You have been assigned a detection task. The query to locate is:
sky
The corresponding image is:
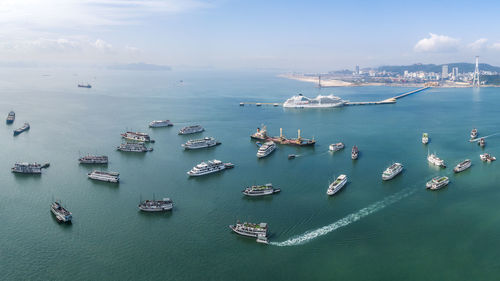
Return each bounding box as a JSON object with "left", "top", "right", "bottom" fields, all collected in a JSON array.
[{"left": 1, "top": 0, "right": 500, "bottom": 71}]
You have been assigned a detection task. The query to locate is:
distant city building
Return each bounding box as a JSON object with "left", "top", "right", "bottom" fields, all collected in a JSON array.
[
  {"left": 355, "top": 65, "right": 360, "bottom": 75},
  {"left": 442, "top": 65, "right": 448, "bottom": 80},
  {"left": 452, "top": 67, "right": 459, "bottom": 80},
  {"left": 404, "top": 70, "right": 409, "bottom": 77}
]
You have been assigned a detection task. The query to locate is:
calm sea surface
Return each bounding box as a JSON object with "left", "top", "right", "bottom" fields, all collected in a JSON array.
[{"left": 1, "top": 68, "right": 500, "bottom": 280}]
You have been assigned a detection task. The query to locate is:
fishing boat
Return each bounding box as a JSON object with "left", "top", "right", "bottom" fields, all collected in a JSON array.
[
  {"left": 329, "top": 142, "right": 344, "bottom": 152},
  {"left": 480, "top": 153, "right": 496, "bottom": 162},
  {"left": 242, "top": 183, "right": 280, "bottom": 197},
  {"left": 138, "top": 197, "right": 173, "bottom": 212},
  {"left": 327, "top": 174, "right": 347, "bottom": 196},
  {"left": 6, "top": 111, "right": 15, "bottom": 124},
  {"left": 425, "top": 176, "right": 449, "bottom": 190},
  {"left": 229, "top": 221, "right": 268, "bottom": 244},
  {"left": 87, "top": 170, "right": 119, "bottom": 183},
  {"left": 422, "top": 133, "right": 429, "bottom": 144},
  {"left": 428, "top": 153, "right": 446, "bottom": 168},
  {"left": 351, "top": 145, "right": 359, "bottom": 160},
  {"left": 382, "top": 163, "right": 403, "bottom": 180},
  {"left": 453, "top": 159, "right": 471, "bottom": 173},
  {"left": 51, "top": 201, "right": 72, "bottom": 223},
  {"left": 13, "top": 123, "right": 29, "bottom": 136},
  {"left": 149, "top": 120, "right": 173, "bottom": 128}
]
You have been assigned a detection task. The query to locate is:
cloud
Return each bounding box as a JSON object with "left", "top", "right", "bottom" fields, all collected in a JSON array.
[
  {"left": 414, "top": 33, "right": 460, "bottom": 52},
  {"left": 94, "top": 39, "right": 113, "bottom": 51},
  {"left": 468, "top": 38, "right": 488, "bottom": 50},
  {"left": 489, "top": 42, "right": 500, "bottom": 51}
]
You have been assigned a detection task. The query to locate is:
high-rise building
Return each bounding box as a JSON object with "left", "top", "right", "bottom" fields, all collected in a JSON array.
[
  {"left": 355, "top": 65, "right": 360, "bottom": 75},
  {"left": 452, "top": 67, "right": 459, "bottom": 80},
  {"left": 442, "top": 65, "right": 448, "bottom": 80}
]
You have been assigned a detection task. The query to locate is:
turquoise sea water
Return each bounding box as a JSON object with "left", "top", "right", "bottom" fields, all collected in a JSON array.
[{"left": 2, "top": 68, "right": 500, "bottom": 280}]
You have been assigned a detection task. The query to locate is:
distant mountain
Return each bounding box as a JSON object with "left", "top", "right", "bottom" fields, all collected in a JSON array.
[
  {"left": 108, "top": 63, "right": 172, "bottom": 71},
  {"left": 377, "top": 63, "right": 500, "bottom": 74}
]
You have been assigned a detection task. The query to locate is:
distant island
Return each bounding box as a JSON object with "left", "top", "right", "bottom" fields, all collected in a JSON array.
[{"left": 107, "top": 63, "right": 172, "bottom": 71}]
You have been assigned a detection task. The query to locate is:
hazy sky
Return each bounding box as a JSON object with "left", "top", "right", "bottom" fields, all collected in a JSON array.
[{"left": 1, "top": 0, "right": 499, "bottom": 71}]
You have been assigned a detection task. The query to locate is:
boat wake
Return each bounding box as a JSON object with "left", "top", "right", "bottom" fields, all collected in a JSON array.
[
  {"left": 470, "top": 132, "right": 500, "bottom": 142},
  {"left": 270, "top": 187, "right": 417, "bottom": 247}
]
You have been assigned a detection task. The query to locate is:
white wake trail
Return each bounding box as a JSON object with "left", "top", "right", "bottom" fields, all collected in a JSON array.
[{"left": 270, "top": 187, "right": 417, "bottom": 247}]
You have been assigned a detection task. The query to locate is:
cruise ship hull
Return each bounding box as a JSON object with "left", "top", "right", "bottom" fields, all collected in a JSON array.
[
  {"left": 327, "top": 179, "right": 347, "bottom": 196},
  {"left": 187, "top": 167, "right": 225, "bottom": 176},
  {"left": 139, "top": 205, "right": 173, "bottom": 212},
  {"left": 283, "top": 103, "right": 345, "bottom": 108},
  {"left": 242, "top": 189, "right": 280, "bottom": 197}
]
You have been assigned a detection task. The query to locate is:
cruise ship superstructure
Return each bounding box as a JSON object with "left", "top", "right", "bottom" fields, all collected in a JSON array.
[
  {"left": 121, "top": 131, "right": 153, "bottom": 142},
  {"left": 382, "top": 163, "right": 403, "bottom": 180},
  {"left": 149, "top": 120, "right": 173, "bottom": 128},
  {"left": 283, "top": 94, "right": 346, "bottom": 108},
  {"left": 117, "top": 142, "right": 153, "bottom": 152},
  {"left": 256, "top": 141, "right": 276, "bottom": 158},
  {"left": 229, "top": 221, "right": 269, "bottom": 244},
  {"left": 178, "top": 125, "right": 204, "bottom": 135},
  {"left": 51, "top": 201, "right": 72, "bottom": 223},
  {"left": 187, "top": 159, "right": 232, "bottom": 176},
  {"left": 182, "top": 137, "right": 220, "bottom": 150}
]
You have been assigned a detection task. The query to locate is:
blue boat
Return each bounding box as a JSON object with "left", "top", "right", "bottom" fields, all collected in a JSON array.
[
  {"left": 6, "top": 111, "right": 15, "bottom": 124},
  {"left": 13, "top": 122, "right": 29, "bottom": 136}
]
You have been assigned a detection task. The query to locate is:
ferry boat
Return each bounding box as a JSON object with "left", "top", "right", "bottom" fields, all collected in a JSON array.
[
  {"left": 471, "top": 128, "right": 478, "bottom": 139},
  {"left": 87, "top": 170, "right": 119, "bottom": 183},
  {"left": 242, "top": 183, "right": 280, "bottom": 197},
  {"left": 454, "top": 159, "right": 471, "bottom": 173},
  {"left": 117, "top": 142, "right": 153, "bottom": 152},
  {"left": 478, "top": 138, "right": 485, "bottom": 147},
  {"left": 138, "top": 198, "right": 173, "bottom": 212},
  {"left": 78, "top": 83, "right": 91, "bottom": 88},
  {"left": 480, "top": 153, "right": 496, "bottom": 162},
  {"left": 121, "top": 131, "right": 153, "bottom": 142},
  {"left": 51, "top": 201, "right": 72, "bottom": 223},
  {"left": 13, "top": 123, "right": 29, "bottom": 136},
  {"left": 187, "top": 159, "right": 230, "bottom": 176},
  {"left": 11, "top": 162, "right": 42, "bottom": 174},
  {"left": 229, "top": 221, "right": 268, "bottom": 244},
  {"left": 149, "top": 120, "right": 173, "bottom": 128},
  {"left": 6, "top": 111, "right": 15, "bottom": 124},
  {"left": 178, "top": 125, "right": 204, "bottom": 135},
  {"left": 428, "top": 153, "right": 446, "bottom": 168},
  {"left": 329, "top": 142, "right": 345, "bottom": 152},
  {"left": 382, "top": 163, "right": 403, "bottom": 180},
  {"left": 78, "top": 155, "right": 108, "bottom": 164},
  {"left": 283, "top": 94, "right": 346, "bottom": 108},
  {"left": 182, "top": 137, "right": 220, "bottom": 150},
  {"left": 426, "top": 176, "right": 449, "bottom": 190},
  {"left": 251, "top": 125, "right": 268, "bottom": 140},
  {"left": 351, "top": 145, "right": 359, "bottom": 159},
  {"left": 327, "top": 174, "right": 347, "bottom": 196},
  {"left": 422, "top": 133, "right": 429, "bottom": 144},
  {"left": 257, "top": 141, "right": 276, "bottom": 158}
]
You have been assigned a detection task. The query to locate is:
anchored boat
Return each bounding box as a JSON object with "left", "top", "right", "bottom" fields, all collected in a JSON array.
[
  {"left": 382, "top": 163, "right": 403, "bottom": 180},
  {"left": 480, "top": 153, "right": 496, "bottom": 162},
  {"left": 51, "top": 201, "right": 72, "bottom": 223},
  {"left": 138, "top": 198, "right": 173, "bottom": 212},
  {"left": 250, "top": 125, "right": 268, "bottom": 140},
  {"left": 87, "top": 170, "right": 119, "bottom": 183},
  {"left": 422, "top": 133, "right": 429, "bottom": 144},
  {"left": 351, "top": 145, "right": 359, "bottom": 160},
  {"left": 11, "top": 162, "right": 42, "bottom": 174},
  {"left": 182, "top": 137, "right": 220, "bottom": 150},
  {"left": 454, "top": 159, "right": 471, "bottom": 173},
  {"left": 6, "top": 111, "right": 15, "bottom": 124},
  {"left": 13, "top": 123, "right": 29, "bottom": 136},
  {"left": 149, "top": 120, "right": 173, "bottom": 128},
  {"left": 78, "top": 155, "right": 108, "bottom": 164},
  {"left": 329, "top": 142, "right": 345, "bottom": 152},
  {"left": 178, "top": 125, "right": 204, "bottom": 135},
  {"left": 117, "top": 142, "right": 153, "bottom": 152},
  {"left": 426, "top": 176, "right": 449, "bottom": 190},
  {"left": 121, "top": 131, "right": 153, "bottom": 142},
  {"left": 242, "top": 183, "right": 280, "bottom": 197},
  {"left": 187, "top": 159, "right": 232, "bottom": 176},
  {"left": 428, "top": 153, "right": 446, "bottom": 168},
  {"left": 256, "top": 141, "right": 276, "bottom": 158}
]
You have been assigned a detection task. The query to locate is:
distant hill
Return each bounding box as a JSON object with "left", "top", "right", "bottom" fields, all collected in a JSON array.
[
  {"left": 107, "top": 63, "right": 171, "bottom": 71},
  {"left": 377, "top": 63, "right": 500, "bottom": 74}
]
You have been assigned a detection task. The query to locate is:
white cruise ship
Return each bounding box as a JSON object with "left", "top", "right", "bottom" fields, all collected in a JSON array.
[
  {"left": 178, "top": 125, "right": 204, "bottom": 135},
  {"left": 382, "top": 163, "right": 403, "bottom": 180},
  {"left": 327, "top": 174, "right": 347, "bottom": 196},
  {"left": 149, "top": 120, "right": 173, "bottom": 128},
  {"left": 256, "top": 141, "right": 276, "bottom": 158},
  {"left": 428, "top": 153, "right": 446, "bottom": 168},
  {"left": 182, "top": 137, "right": 220, "bottom": 150},
  {"left": 283, "top": 94, "right": 346, "bottom": 108},
  {"left": 187, "top": 159, "right": 230, "bottom": 176},
  {"left": 87, "top": 170, "right": 119, "bottom": 183},
  {"left": 229, "top": 221, "right": 268, "bottom": 244}
]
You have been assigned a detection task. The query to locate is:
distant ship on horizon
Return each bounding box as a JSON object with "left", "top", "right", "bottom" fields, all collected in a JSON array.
[{"left": 78, "top": 83, "right": 91, "bottom": 88}]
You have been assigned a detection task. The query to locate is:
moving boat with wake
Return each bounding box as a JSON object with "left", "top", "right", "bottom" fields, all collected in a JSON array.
[
  {"left": 329, "top": 142, "right": 345, "bottom": 152},
  {"left": 428, "top": 153, "right": 446, "bottom": 168},
  {"left": 229, "top": 221, "right": 269, "bottom": 244},
  {"left": 382, "top": 163, "right": 403, "bottom": 180},
  {"left": 480, "top": 153, "right": 496, "bottom": 162},
  {"left": 426, "top": 176, "right": 449, "bottom": 190},
  {"left": 422, "top": 133, "right": 429, "bottom": 144},
  {"left": 327, "top": 174, "right": 347, "bottom": 196}
]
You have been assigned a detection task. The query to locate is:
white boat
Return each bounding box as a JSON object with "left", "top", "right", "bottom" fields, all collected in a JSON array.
[
  {"left": 471, "top": 128, "right": 478, "bottom": 139},
  {"left": 351, "top": 145, "right": 359, "bottom": 160},
  {"left": 242, "top": 183, "right": 280, "bottom": 197},
  {"left": 187, "top": 159, "right": 228, "bottom": 176},
  {"left": 229, "top": 222, "right": 268, "bottom": 243},
  {"left": 178, "top": 125, "right": 204, "bottom": 135},
  {"left": 382, "top": 163, "right": 403, "bottom": 180},
  {"left": 87, "top": 170, "right": 119, "bottom": 183},
  {"left": 478, "top": 138, "right": 485, "bottom": 147},
  {"left": 329, "top": 142, "right": 345, "bottom": 152},
  {"left": 454, "top": 159, "right": 471, "bottom": 173},
  {"left": 117, "top": 142, "right": 153, "bottom": 152},
  {"left": 138, "top": 198, "right": 173, "bottom": 212},
  {"left": 327, "top": 174, "right": 347, "bottom": 196},
  {"left": 250, "top": 125, "right": 268, "bottom": 140},
  {"left": 182, "top": 137, "right": 220, "bottom": 150},
  {"left": 121, "top": 131, "right": 153, "bottom": 142},
  {"left": 480, "top": 153, "right": 496, "bottom": 162},
  {"left": 257, "top": 141, "right": 276, "bottom": 158},
  {"left": 283, "top": 94, "right": 346, "bottom": 108},
  {"left": 426, "top": 176, "right": 449, "bottom": 190},
  {"left": 428, "top": 153, "right": 446, "bottom": 168},
  {"left": 51, "top": 201, "right": 72, "bottom": 223},
  {"left": 422, "top": 133, "right": 429, "bottom": 144},
  {"left": 11, "top": 162, "right": 42, "bottom": 174},
  {"left": 149, "top": 120, "right": 173, "bottom": 128}
]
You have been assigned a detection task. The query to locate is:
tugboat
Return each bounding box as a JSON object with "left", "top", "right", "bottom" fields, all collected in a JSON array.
[
  {"left": 470, "top": 128, "right": 478, "bottom": 140},
  {"left": 425, "top": 176, "right": 449, "bottom": 190},
  {"left": 454, "top": 159, "right": 471, "bottom": 173},
  {"left": 480, "top": 153, "right": 496, "bottom": 162},
  {"left": 251, "top": 125, "right": 268, "bottom": 140},
  {"left": 478, "top": 138, "right": 485, "bottom": 147},
  {"left": 229, "top": 221, "right": 268, "bottom": 244},
  {"left": 382, "top": 163, "right": 403, "bottom": 180},
  {"left": 329, "top": 142, "right": 345, "bottom": 152},
  {"left": 51, "top": 201, "right": 72, "bottom": 223},
  {"left": 428, "top": 153, "right": 446, "bottom": 168},
  {"left": 351, "top": 145, "right": 359, "bottom": 160},
  {"left": 327, "top": 174, "right": 347, "bottom": 196},
  {"left": 242, "top": 183, "right": 280, "bottom": 197},
  {"left": 422, "top": 133, "right": 429, "bottom": 144},
  {"left": 13, "top": 122, "right": 29, "bottom": 136},
  {"left": 6, "top": 111, "right": 15, "bottom": 124},
  {"left": 138, "top": 197, "right": 173, "bottom": 212}
]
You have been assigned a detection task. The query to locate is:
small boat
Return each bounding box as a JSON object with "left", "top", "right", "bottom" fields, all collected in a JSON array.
[
  {"left": 426, "top": 176, "right": 449, "bottom": 190},
  {"left": 242, "top": 183, "right": 280, "bottom": 197},
  {"left": 329, "top": 142, "right": 345, "bottom": 152},
  {"left": 256, "top": 103, "right": 262, "bottom": 106},
  {"left": 422, "top": 133, "right": 429, "bottom": 144},
  {"left": 224, "top": 162, "right": 235, "bottom": 169},
  {"left": 327, "top": 174, "right": 347, "bottom": 196},
  {"left": 454, "top": 159, "right": 471, "bottom": 173},
  {"left": 13, "top": 122, "right": 29, "bottom": 136},
  {"left": 480, "top": 153, "right": 496, "bottom": 162},
  {"left": 273, "top": 103, "right": 279, "bottom": 107},
  {"left": 478, "top": 138, "right": 485, "bottom": 147},
  {"left": 239, "top": 102, "right": 244, "bottom": 106},
  {"left": 6, "top": 111, "right": 15, "bottom": 124},
  {"left": 351, "top": 145, "right": 359, "bottom": 160},
  {"left": 288, "top": 154, "right": 296, "bottom": 159},
  {"left": 428, "top": 153, "right": 446, "bottom": 168},
  {"left": 138, "top": 197, "right": 173, "bottom": 212},
  {"left": 470, "top": 128, "right": 478, "bottom": 139},
  {"left": 51, "top": 201, "right": 72, "bottom": 223},
  {"left": 78, "top": 83, "right": 92, "bottom": 88},
  {"left": 229, "top": 221, "right": 268, "bottom": 244},
  {"left": 382, "top": 163, "right": 403, "bottom": 180},
  {"left": 149, "top": 120, "right": 173, "bottom": 128}
]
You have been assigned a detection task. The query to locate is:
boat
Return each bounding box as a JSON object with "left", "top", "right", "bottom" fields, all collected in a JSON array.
[
  {"left": 224, "top": 162, "right": 235, "bottom": 169},
  {"left": 11, "top": 162, "right": 42, "bottom": 174},
  {"left": 87, "top": 170, "right": 119, "bottom": 183},
  {"left": 426, "top": 176, "right": 449, "bottom": 190},
  {"left": 121, "top": 131, "right": 153, "bottom": 142},
  {"left": 351, "top": 145, "right": 359, "bottom": 159},
  {"left": 327, "top": 174, "right": 347, "bottom": 196},
  {"left": 251, "top": 125, "right": 268, "bottom": 140},
  {"left": 453, "top": 159, "right": 471, "bottom": 173},
  {"left": 329, "top": 142, "right": 345, "bottom": 152},
  {"left": 257, "top": 141, "right": 276, "bottom": 158},
  {"left": 229, "top": 221, "right": 268, "bottom": 243},
  {"left": 283, "top": 94, "right": 347, "bottom": 108},
  {"left": 117, "top": 142, "right": 153, "bottom": 152},
  {"left": 269, "top": 128, "right": 316, "bottom": 146},
  {"left": 78, "top": 155, "right": 108, "bottom": 164},
  {"left": 138, "top": 198, "right": 173, "bottom": 212},
  {"left": 422, "top": 133, "right": 429, "bottom": 144},
  {"left": 242, "top": 183, "right": 280, "bottom": 197},
  {"left": 178, "top": 125, "right": 204, "bottom": 135},
  {"left": 6, "top": 111, "right": 15, "bottom": 124},
  {"left": 51, "top": 201, "right": 72, "bottom": 223},
  {"left": 273, "top": 103, "right": 279, "bottom": 107},
  {"left": 182, "top": 137, "right": 220, "bottom": 150},
  {"left": 149, "top": 120, "right": 173, "bottom": 128},
  {"left": 480, "top": 153, "right": 496, "bottom": 162},
  {"left": 478, "top": 138, "right": 485, "bottom": 147},
  {"left": 13, "top": 122, "right": 29, "bottom": 136},
  {"left": 382, "top": 163, "right": 403, "bottom": 180},
  {"left": 471, "top": 128, "right": 478, "bottom": 139},
  {"left": 78, "top": 83, "right": 91, "bottom": 88},
  {"left": 187, "top": 159, "right": 228, "bottom": 176},
  {"left": 288, "top": 154, "right": 296, "bottom": 159},
  {"left": 256, "top": 103, "right": 262, "bottom": 106},
  {"left": 428, "top": 153, "right": 446, "bottom": 168},
  {"left": 239, "top": 102, "right": 244, "bottom": 106},
  {"left": 256, "top": 234, "right": 269, "bottom": 244}
]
